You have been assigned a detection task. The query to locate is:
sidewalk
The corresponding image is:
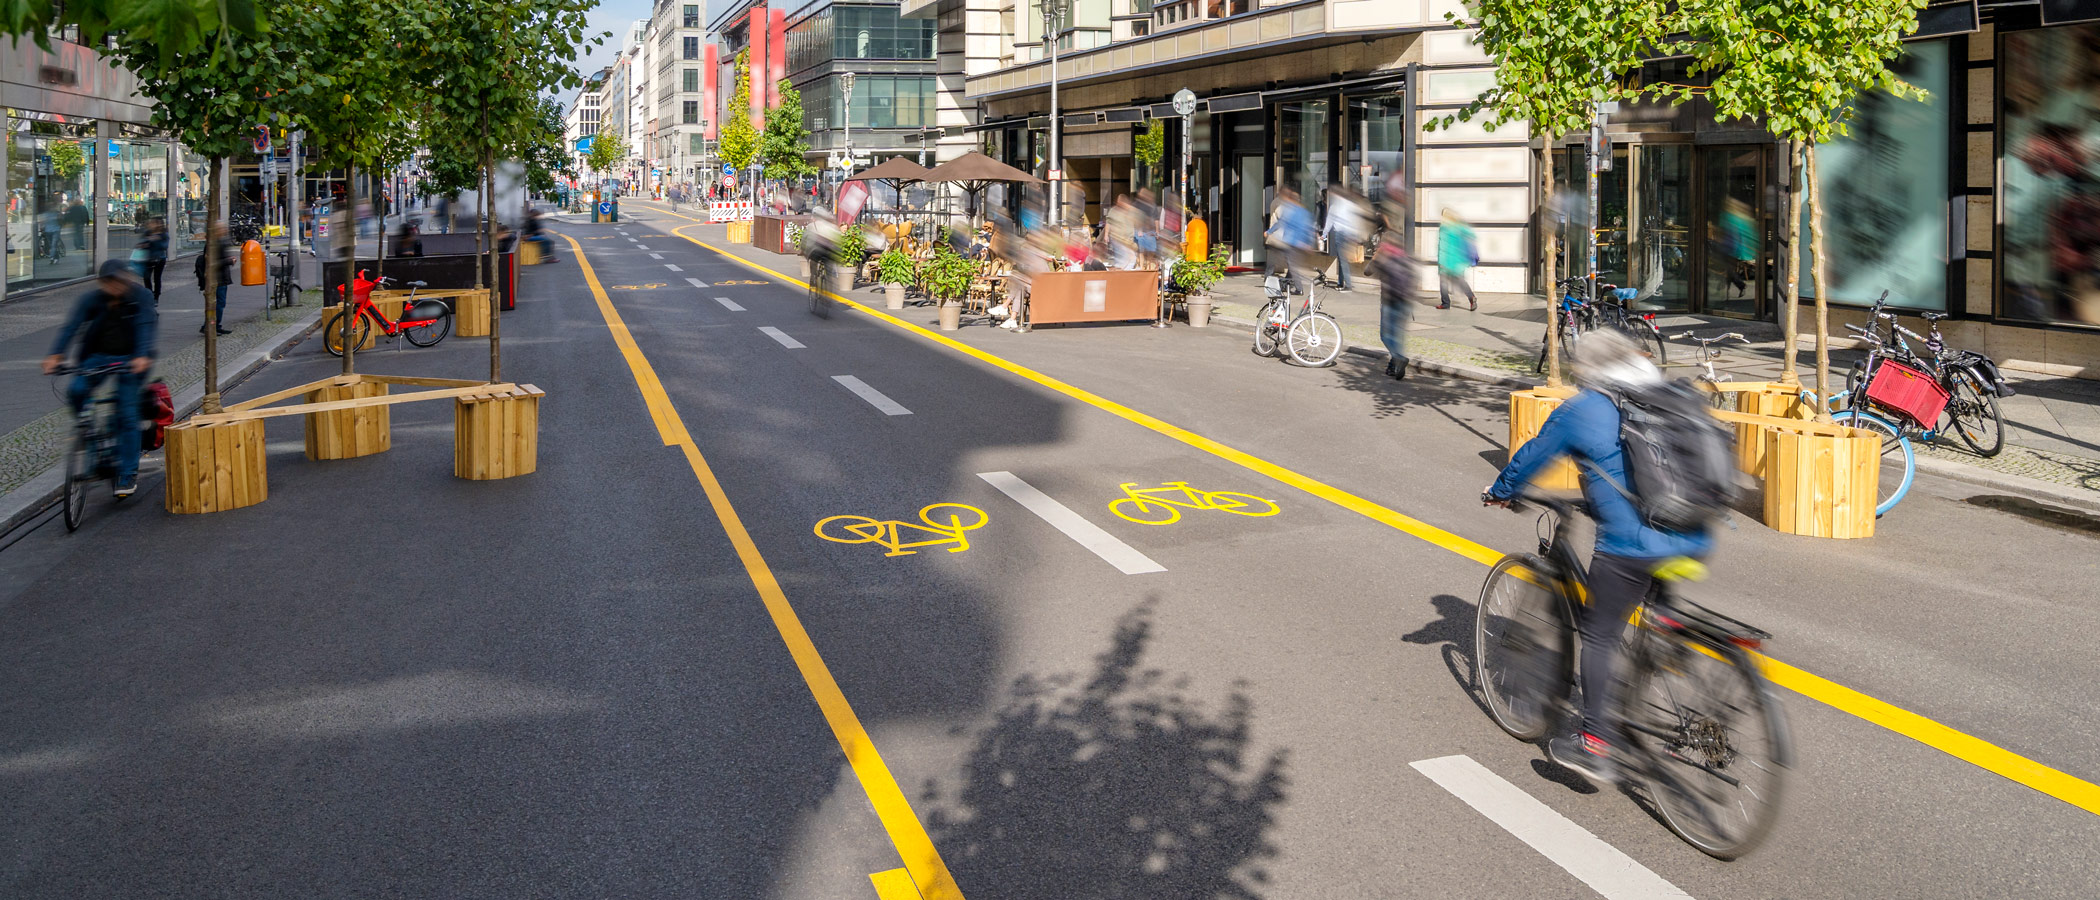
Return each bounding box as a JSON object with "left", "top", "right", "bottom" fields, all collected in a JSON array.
[
  {"left": 618, "top": 202, "right": 2100, "bottom": 502},
  {"left": 0, "top": 246, "right": 339, "bottom": 499}
]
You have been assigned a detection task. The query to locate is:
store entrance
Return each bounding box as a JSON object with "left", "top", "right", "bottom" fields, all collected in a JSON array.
[{"left": 1553, "top": 142, "right": 1771, "bottom": 319}]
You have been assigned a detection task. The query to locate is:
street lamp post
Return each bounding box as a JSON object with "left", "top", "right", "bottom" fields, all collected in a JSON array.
[
  {"left": 842, "top": 71, "right": 857, "bottom": 180},
  {"left": 1044, "top": 0, "right": 1063, "bottom": 229}
]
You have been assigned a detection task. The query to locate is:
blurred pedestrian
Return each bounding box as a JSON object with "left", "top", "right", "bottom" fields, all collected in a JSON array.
[
  {"left": 65, "top": 198, "right": 90, "bottom": 250},
  {"left": 1322, "top": 183, "right": 1370, "bottom": 293},
  {"left": 1436, "top": 207, "right": 1478, "bottom": 311},
  {"left": 193, "top": 221, "right": 234, "bottom": 335},
  {"left": 1266, "top": 184, "right": 1316, "bottom": 296},
  {"left": 1104, "top": 194, "right": 1139, "bottom": 269},
  {"left": 135, "top": 216, "right": 169, "bottom": 298},
  {"left": 1374, "top": 210, "right": 1419, "bottom": 380}
]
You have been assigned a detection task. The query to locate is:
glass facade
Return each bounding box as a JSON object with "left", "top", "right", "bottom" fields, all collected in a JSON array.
[
  {"left": 788, "top": 5, "right": 936, "bottom": 74},
  {"left": 802, "top": 75, "right": 937, "bottom": 130},
  {"left": 1800, "top": 39, "right": 1951, "bottom": 311},
  {"left": 2001, "top": 23, "right": 2100, "bottom": 327},
  {"left": 4, "top": 118, "right": 100, "bottom": 290},
  {"left": 1277, "top": 99, "right": 1330, "bottom": 206}
]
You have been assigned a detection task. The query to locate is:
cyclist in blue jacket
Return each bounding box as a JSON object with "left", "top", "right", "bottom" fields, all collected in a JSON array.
[
  {"left": 1483, "top": 330, "right": 1712, "bottom": 783},
  {"left": 42, "top": 260, "right": 159, "bottom": 498}
]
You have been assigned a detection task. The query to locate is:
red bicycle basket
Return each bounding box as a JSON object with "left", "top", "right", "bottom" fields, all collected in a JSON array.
[{"left": 1865, "top": 359, "right": 1950, "bottom": 427}]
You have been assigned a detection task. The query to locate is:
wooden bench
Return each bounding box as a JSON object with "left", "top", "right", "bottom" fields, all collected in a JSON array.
[{"left": 166, "top": 374, "right": 543, "bottom": 515}]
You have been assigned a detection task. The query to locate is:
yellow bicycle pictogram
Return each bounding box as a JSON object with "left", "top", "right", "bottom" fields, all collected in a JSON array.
[
  {"left": 815, "top": 503, "right": 989, "bottom": 557},
  {"left": 1109, "top": 482, "right": 1280, "bottom": 525}
]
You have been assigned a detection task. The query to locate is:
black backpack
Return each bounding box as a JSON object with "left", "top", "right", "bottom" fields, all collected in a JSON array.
[{"left": 1594, "top": 380, "right": 1739, "bottom": 532}]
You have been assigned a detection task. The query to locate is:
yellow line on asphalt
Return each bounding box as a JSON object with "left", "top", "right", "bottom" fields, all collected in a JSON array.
[
  {"left": 559, "top": 232, "right": 956, "bottom": 899},
  {"left": 643, "top": 212, "right": 2100, "bottom": 819}
]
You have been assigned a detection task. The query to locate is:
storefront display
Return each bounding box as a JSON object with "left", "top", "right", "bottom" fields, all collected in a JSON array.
[
  {"left": 2001, "top": 23, "right": 2100, "bottom": 326},
  {"left": 3, "top": 116, "right": 99, "bottom": 291}
]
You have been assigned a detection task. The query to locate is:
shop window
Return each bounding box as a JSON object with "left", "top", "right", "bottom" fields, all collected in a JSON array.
[
  {"left": 1799, "top": 39, "right": 1951, "bottom": 312},
  {"left": 2002, "top": 23, "right": 2100, "bottom": 326}
]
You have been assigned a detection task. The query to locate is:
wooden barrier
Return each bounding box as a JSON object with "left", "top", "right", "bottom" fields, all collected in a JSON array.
[
  {"left": 304, "top": 380, "right": 391, "bottom": 460},
  {"left": 1507, "top": 388, "right": 1581, "bottom": 491},
  {"left": 1763, "top": 422, "right": 1880, "bottom": 539},
  {"left": 1705, "top": 382, "right": 1809, "bottom": 476},
  {"left": 164, "top": 419, "right": 267, "bottom": 514},
  {"left": 454, "top": 384, "right": 543, "bottom": 480},
  {"left": 452, "top": 288, "right": 492, "bottom": 338},
  {"left": 1021, "top": 269, "right": 1163, "bottom": 325},
  {"left": 726, "top": 220, "right": 753, "bottom": 244},
  {"left": 520, "top": 240, "right": 545, "bottom": 265}
]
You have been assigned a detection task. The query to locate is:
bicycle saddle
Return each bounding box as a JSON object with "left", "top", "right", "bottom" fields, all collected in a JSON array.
[
  {"left": 1920, "top": 312, "right": 1948, "bottom": 322},
  {"left": 1650, "top": 557, "right": 1710, "bottom": 583},
  {"left": 407, "top": 280, "right": 428, "bottom": 287}
]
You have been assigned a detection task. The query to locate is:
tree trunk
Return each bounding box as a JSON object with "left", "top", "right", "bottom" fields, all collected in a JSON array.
[
  {"left": 486, "top": 150, "right": 502, "bottom": 383},
  {"left": 202, "top": 157, "right": 224, "bottom": 414},
  {"left": 375, "top": 165, "right": 386, "bottom": 290},
  {"left": 1807, "top": 143, "right": 1831, "bottom": 423},
  {"left": 343, "top": 162, "right": 360, "bottom": 376},
  {"left": 1539, "top": 135, "right": 1562, "bottom": 387},
  {"left": 1780, "top": 139, "right": 1803, "bottom": 386}
]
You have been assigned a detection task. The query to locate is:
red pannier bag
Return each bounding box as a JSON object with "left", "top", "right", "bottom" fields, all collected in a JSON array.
[
  {"left": 139, "top": 379, "right": 174, "bottom": 451},
  {"left": 1864, "top": 359, "right": 1950, "bottom": 428}
]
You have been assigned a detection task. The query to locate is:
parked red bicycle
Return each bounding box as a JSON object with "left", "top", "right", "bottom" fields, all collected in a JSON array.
[{"left": 324, "top": 273, "right": 454, "bottom": 356}]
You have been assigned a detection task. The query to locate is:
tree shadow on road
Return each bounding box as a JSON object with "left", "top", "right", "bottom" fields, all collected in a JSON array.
[
  {"left": 923, "top": 602, "right": 1288, "bottom": 900},
  {"left": 1320, "top": 352, "right": 1508, "bottom": 452}
]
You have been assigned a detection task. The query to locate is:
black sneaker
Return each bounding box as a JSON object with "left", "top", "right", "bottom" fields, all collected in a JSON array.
[
  {"left": 113, "top": 479, "right": 138, "bottom": 499},
  {"left": 1547, "top": 732, "right": 1618, "bottom": 785}
]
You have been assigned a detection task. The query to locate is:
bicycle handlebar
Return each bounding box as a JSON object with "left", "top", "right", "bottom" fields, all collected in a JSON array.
[{"left": 51, "top": 361, "right": 132, "bottom": 377}]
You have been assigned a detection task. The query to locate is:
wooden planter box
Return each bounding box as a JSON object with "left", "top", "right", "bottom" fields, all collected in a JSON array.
[
  {"left": 165, "top": 419, "right": 267, "bottom": 514},
  {"left": 1507, "top": 388, "right": 1580, "bottom": 491},
  {"left": 452, "top": 288, "right": 492, "bottom": 338},
  {"left": 725, "top": 220, "right": 753, "bottom": 244},
  {"left": 455, "top": 384, "right": 544, "bottom": 480},
  {"left": 1705, "top": 382, "right": 1810, "bottom": 476},
  {"left": 1020, "top": 269, "right": 1162, "bottom": 325},
  {"left": 305, "top": 380, "right": 391, "bottom": 460},
  {"left": 1763, "top": 421, "right": 1880, "bottom": 539}
]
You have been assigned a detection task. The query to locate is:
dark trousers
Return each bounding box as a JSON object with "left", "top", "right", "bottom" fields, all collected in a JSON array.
[
  {"left": 68, "top": 354, "right": 144, "bottom": 482},
  {"left": 1379, "top": 292, "right": 1410, "bottom": 365},
  {"left": 1439, "top": 270, "right": 1477, "bottom": 308},
  {"left": 1579, "top": 553, "right": 1661, "bottom": 745},
  {"left": 141, "top": 260, "right": 166, "bottom": 297},
  {"left": 205, "top": 283, "right": 227, "bottom": 327}
]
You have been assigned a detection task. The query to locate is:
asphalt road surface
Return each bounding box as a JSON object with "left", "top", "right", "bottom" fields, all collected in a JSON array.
[{"left": 2, "top": 202, "right": 2095, "bottom": 899}]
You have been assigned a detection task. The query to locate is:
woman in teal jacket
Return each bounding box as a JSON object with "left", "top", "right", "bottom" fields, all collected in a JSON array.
[{"left": 1436, "top": 207, "right": 1477, "bottom": 311}]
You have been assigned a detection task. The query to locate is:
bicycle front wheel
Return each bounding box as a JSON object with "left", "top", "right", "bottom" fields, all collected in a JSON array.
[
  {"left": 1616, "top": 320, "right": 1668, "bottom": 367},
  {"left": 1286, "top": 313, "right": 1344, "bottom": 367},
  {"left": 1625, "top": 639, "right": 1790, "bottom": 860},
  {"left": 1945, "top": 367, "right": 2004, "bottom": 458},
  {"left": 1204, "top": 491, "right": 1280, "bottom": 518},
  {"left": 1831, "top": 410, "right": 1914, "bottom": 516},
  {"left": 810, "top": 260, "right": 834, "bottom": 318},
  {"left": 323, "top": 310, "right": 373, "bottom": 357},
  {"left": 1252, "top": 301, "right": 1286, "bottom": 357},
  {"left": 63, "top": 431, "right": 89, "bottom": 532},
  {"left": 1475, "top": 554, "right": 1572, "bottom": 742}
]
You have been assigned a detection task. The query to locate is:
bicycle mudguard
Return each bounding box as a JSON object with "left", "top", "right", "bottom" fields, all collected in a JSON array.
[
  {"left": 401, "top": 299, "right": 451, "bottom": 323},
  {"left": 1961, "top": 355, "right": 2015, "bottom": 398}
]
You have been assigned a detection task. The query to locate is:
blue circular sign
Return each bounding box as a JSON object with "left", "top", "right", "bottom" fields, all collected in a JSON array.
[
  {"left": 597, "top": 202, "right": 612, "bottom": 215},
  {"left": 723, "top": 164, "right": 735, "bottom": 175}
]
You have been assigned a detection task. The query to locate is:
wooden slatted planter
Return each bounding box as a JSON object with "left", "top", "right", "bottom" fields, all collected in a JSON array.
[
  {"left": 164, "top": 419, "right": 267, "bottom": 514},
  {"left": 1762, "top": 421, "right": 1880, "bottom": 539},
  {"left": 726, "top": 220, "right": 753, "bottom": 244},
  {"left": 1705, "top": 382, "right": 1810, "bottom": 476},
  {"left": 304, "top": 379, "right": 391, "bottom": 460},
  {"left": 454, "top": 384, "right": 543, "bottom": 480},
  {"left": 449, "top": 288, "right": 493, "bottom": 338},
  {"left": 1507, "top": 387, "right": 1581, "bottom": 491}
]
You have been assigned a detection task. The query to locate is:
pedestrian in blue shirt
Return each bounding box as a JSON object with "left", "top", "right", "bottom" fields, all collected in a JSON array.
[{"left": 1266, "top": 184, "right": 1316, "bottom": 298}]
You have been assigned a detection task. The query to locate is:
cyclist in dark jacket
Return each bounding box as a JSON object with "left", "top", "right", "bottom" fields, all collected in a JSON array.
[
  {"left": 42, "top": 260, "right": 159, "bottom": 497},
  {"left": 1484, "top": 330, "right": 1712, "bottom": 784}
]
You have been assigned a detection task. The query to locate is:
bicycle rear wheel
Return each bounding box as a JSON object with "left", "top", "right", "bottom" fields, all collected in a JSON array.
[
  {"left": 1831, "top": 410, "right": 1914, "bottom": 516},
  {"left": 404, "top": 310, "right": 452, "bottom": 347},
  {"left": 63, "top": 430, "right": 89, "bottom": 532},
  {"left": 1475, "top": 554, "right": 1572, "bottom": 741},
  {"left": 1536, "top": 313, "right": 1578, "bottom": 374},
  {"left": 810, "top": 260, "right": 834, "bottom": 318},
  {"left": 1287, "top": 313, "right": 1344, "bottom": 367},
  {"left": 1945, "top": 368, "right": 2004, "bottom": 458},
  {"left": 1252, "top": 300, "right": 1286, "bottom": 357},
  {"left": 1614, "top": 320, "right": 1668, "bottom": 367},
  {"left": 1625, "top": 639, "right": 1790, "bottom": 860}
]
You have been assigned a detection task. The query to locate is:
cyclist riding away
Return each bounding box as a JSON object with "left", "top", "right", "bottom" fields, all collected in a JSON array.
[
  {"left": 1481, "top": 330, "right": 1714, "bottom": 784},
  {"left": 43, "top": 260, "right": 159, "bottom": 498}
]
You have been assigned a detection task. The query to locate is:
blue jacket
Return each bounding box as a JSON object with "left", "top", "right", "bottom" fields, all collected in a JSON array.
[
  {"left": 1270, "top": 201, "right": 1314, "bottom": 251},
  {"left": 51, "top": 284, "right": 159, "bottom": 362},
  {"left": 1490, "top": 390, "right": 1713, "bottom": 559}
]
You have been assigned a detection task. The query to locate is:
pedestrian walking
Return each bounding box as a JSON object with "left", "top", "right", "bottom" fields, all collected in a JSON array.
[
  {"left": 1266, "top": 184, "right": 1316, "bottom": 297},
  {"left": 1374, "top": 211, "right": 1419, "bottom": 380},
  {"left": 134, "top": 216, "right": 169, "bottom": 298},
  {"left": 39, "top": 207, "right": 65, "bottom": 262},
  {"left": 194, "top": 222, "right": 234, "bottom": 335},
  {"left": 1436, "top": 207, "right": 1478, "bottom": 311},
  {"left": 1322, "top": 183, "right": 1370, "bottom": 293},
  {"left": 65, "top": 198, "right": 90, "bottom": 250}
]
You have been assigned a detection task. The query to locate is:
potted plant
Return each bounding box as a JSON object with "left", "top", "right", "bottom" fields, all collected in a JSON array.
[
  {"left": 921, "top": 245, "right": 979, "bottom": 331},
  {"left": 874, "top": 245, "right": 918, "bottom": 310},
  {"left": 834, "top": 224, "right": 869, "bottom": 286},
  {"left": 1170, "top": 246, "right": 1230, "bottom": 327}
]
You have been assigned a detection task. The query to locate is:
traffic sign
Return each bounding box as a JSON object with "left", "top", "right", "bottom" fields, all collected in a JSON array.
[{"left": 1172, "top": 88, "right": 1197, "bottom": 117}]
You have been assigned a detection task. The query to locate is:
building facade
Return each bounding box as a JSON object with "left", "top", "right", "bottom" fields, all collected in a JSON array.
[
  {"left": 565, "top": 67, "right": 611, "bottom": 178},
  {"left": 4, "top": 31, "right": 193, "bottom": 302},
  {"left": 935, "top": 0, "right": 2100, "bottom": 378},
  {"left": 651, "top": 0, "right": 712, "bottom": 189}
]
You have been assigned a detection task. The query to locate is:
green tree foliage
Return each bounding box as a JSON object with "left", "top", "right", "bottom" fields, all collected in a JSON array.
[
  {"left": 1431, "top": 0, "right": 1665, "bottom": 385},
  {"left": 717, "top": 49, "right": 759, "bottom": 172},
  {"left": 1655, "top": 0, "right": 1928, "bottom": 411},
  {"left": 585, "top": 130, "right": 628, "bottom": 178},
  {"left": 1134, "top": 120, "right": 1164, "bottom": 170},
  {"left": 523, "top": 97, "right": 574, "bottom": 195},
  {"left": 1, "top": 0, "right": 265, "bottom": 65},
  {"left": 423, "top": 143, "right": 482, "bottom": 197},
  {"left": 761, "top": 79, "right": 816, "bottom": 181},
  {"left": 45, "top": 140, "right": 84, "bottom": 180}
]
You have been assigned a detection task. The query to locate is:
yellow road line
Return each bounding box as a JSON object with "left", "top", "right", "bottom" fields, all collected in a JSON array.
[
  {"left": 558, "top": 232, "right": 954, "bottom": 899},
  {"left": 648, "top": 215, "right": 2100, "bottom": 820},
  {"left": 870, "top": 868, "right": 922, "bottom": 900}
]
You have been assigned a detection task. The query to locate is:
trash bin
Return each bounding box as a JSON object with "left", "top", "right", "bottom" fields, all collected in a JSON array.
[{"left": 240, "top": 239, "right": 266, "bottom": 285}]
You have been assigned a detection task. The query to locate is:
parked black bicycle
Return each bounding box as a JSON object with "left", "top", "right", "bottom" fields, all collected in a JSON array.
[
  {"left": 1845, "top": 292, "right": 2012, "bottom": 458},
  {"left": 1475, "top": 493, "right": 1791, "bottom": 859},
  {"left": 268, "top": 248, "right": 303, "bottom": 309},
  {"left": 1537, "top": 277, "right": 1668, "bottom": 373}
]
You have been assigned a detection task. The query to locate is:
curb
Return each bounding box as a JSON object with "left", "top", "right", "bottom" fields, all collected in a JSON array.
[{"left": 0, "top": 309, "right": 323, "bottom": 538}]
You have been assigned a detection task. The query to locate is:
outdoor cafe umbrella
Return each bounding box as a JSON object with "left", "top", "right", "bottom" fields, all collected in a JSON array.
[
  {"left": 920, "top": 151, "right": 1043, "bottom": 221},
  {"left": 844, "top": 157, "right": 931, "bottom": 218}
]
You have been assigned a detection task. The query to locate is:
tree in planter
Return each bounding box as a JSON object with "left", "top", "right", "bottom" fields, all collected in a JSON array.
[
  {"left": 523, "top": 97, "right": 576, "bottom": 197},
  {"left": 874, "top": 246, "right": 919, "bottom": 287},
  {"left": 833, "top": 224, "right": 870, "bottom": 277},
  {"left": 761, "top": 79, "right": 817, "bottom": 183},
  {"left": 1432, "top": 0, "right": 1665, "bottom": 386},
  {"left": 1653, "top": 0, "right": 1929, "bottom": 412},
  {"left": 585, "top": 130, "right": 628, "bottom": 186},
  {"left": 717, "top": 50, "right": 759, "bottom": 186}
]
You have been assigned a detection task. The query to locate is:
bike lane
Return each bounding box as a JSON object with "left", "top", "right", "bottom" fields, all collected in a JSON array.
[{"left": 613, "top": 202, "right": 2100, "bottom": 899}]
